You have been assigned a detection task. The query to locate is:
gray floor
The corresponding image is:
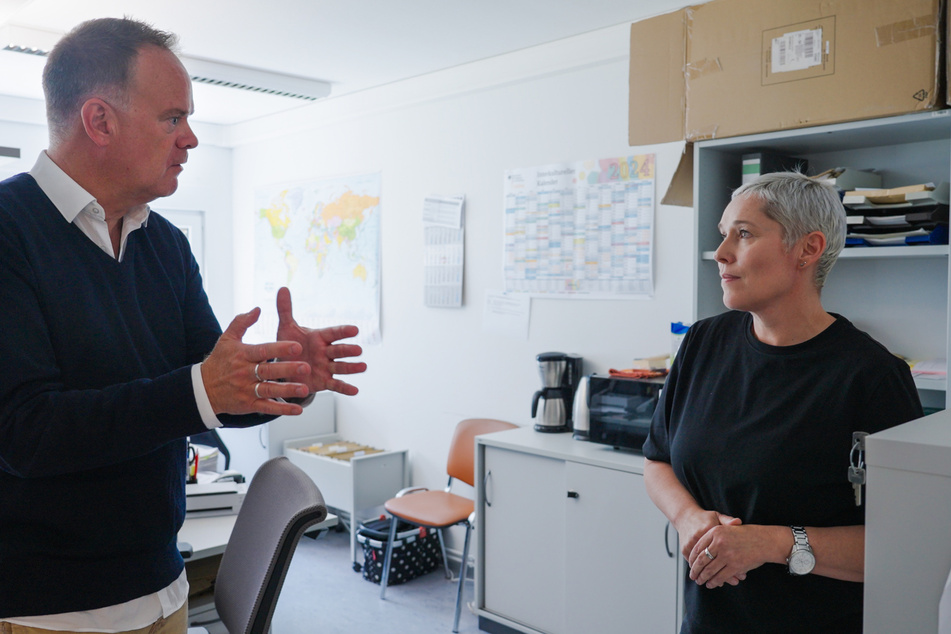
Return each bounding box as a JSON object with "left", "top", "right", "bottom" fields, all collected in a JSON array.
[{"left": 270, "top": 526, "right": 484, "bottom": 633}]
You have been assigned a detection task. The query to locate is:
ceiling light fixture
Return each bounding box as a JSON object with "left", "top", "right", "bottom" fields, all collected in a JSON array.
[
  {"left": 180, "top": 57, "right": 331, "bottom": 101},
  {"left": 0, "top": 24, "right": 59, "bottom": 56},
  {"left": 0, "top": 24, "right": 331, "bottom": 102},
  {"left": 2, "top": 43, "right": 47, "bottom": 55}
]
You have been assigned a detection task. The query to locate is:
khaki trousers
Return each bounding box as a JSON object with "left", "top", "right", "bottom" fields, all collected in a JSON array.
[{"left": 0, "top": 602, "right": 187, "bottom": 634}]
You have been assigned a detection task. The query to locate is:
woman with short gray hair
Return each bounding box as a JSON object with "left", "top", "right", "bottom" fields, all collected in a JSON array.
[{"left": 642, "top": 172, "right": 921, "bottom": 632}]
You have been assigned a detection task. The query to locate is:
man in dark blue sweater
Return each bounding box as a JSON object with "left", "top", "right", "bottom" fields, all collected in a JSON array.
[{"left": 0, "top": 18, "right": 366, "bottom": 632}]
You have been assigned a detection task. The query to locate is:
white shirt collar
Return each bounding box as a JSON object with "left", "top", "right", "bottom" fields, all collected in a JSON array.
[{"left": 29, "top": 150, "right": 150, "bottom": 228}]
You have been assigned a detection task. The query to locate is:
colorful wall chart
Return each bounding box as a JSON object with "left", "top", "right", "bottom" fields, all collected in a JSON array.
[{"left": 503, "top": 155, "right": 655, "bottom": 297}]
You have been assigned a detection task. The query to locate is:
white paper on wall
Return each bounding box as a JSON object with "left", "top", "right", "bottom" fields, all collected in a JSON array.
[{"left": 423, "top": 195, "right": 465, "bottom": 308}]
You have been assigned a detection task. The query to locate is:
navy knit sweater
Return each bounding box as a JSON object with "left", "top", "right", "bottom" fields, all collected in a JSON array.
[{"left": 0, "top": 174, "right": 264, "bottom": 616}]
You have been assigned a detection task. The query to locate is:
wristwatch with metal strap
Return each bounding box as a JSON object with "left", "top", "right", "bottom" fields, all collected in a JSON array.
[{"left": 787, "top": 526, "right": 816, "bottom": 576}]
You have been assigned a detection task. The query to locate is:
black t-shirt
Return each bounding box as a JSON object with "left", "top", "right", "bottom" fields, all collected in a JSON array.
[{"left": 643, "top": 310, "right": 923, "bottom": 634}]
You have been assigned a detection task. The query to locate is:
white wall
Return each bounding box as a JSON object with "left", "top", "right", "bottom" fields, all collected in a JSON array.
[
  {"left": 227, "top": 24, "right": 694, "bottom": 513},
  {"left": 0, "top": 116, "right": 47, "bottom": 181}
]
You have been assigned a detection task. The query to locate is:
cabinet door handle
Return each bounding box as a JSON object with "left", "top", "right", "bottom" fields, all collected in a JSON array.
[
  {"left": 664, "top": 521, "right": 675, "bottom": 558},
  {"left": 567, "top": 490, "right": 580, "bottom": 499},
  {"left": 484, "top": 471, "right": 493, "bottom": 507}
]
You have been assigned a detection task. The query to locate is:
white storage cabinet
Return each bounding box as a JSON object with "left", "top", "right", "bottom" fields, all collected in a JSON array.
[
  {"left": 864, "top": 410, "right": 951, "bottom": 633},
  {"left": 475, "top": 427, "right": 679, "bottom": 634}
]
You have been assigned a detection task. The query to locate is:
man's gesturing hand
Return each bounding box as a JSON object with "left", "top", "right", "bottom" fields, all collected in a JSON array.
[
  {"left": 275, "top": 287, "right": 367, "bottom": 397},
  {"left": 201, "top": 306, "right": 313, "bottom": 416}
]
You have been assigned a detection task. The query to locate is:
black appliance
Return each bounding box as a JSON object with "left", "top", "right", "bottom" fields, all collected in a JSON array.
[{"left": 587, "top": 374, "right": 665, "bottom": 451}]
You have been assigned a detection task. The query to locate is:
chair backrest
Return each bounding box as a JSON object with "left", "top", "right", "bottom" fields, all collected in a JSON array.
[
  {"left": 214, "top": 456, "right": 327, "bottom": 634},
  {"left": 446, "top": 418, "right": 518, "bottom": 487}
]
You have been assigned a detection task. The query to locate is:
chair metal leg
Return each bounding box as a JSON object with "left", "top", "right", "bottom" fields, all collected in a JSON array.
[
  {"left": 380, "top": 515, "right": 399, "bottom": 600},
  {"left": 435, "top": 528, "right": 452, "bottom": 579},
  {"left": 452, "top": 523, "right": 472, "bottom": 633}
]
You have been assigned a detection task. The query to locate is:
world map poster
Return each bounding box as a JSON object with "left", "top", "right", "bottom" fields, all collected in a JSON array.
[{"left": 251, "top": 172, "right": 382, "bottom": 345}]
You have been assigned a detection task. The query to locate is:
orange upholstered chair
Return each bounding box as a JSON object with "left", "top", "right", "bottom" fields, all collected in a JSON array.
[{"left": 379, "top": 418, "right": 517, "bottom": 632}]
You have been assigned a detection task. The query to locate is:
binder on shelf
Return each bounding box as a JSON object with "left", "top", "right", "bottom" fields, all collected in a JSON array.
[{"left": 741, "top": 151, "right": 808, "bottom": 185}]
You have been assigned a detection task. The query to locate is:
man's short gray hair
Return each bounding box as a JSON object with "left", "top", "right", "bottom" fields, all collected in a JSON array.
[
  {"left": 733, "top": 171, "right": 846, "bottom": 289},
  {"left": 43, "top": 17, "right": 179, "bottom": 144}
]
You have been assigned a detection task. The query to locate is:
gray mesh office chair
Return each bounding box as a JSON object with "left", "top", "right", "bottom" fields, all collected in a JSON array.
[{"left": 190, "top": 456, "right": 327, "bottom": 634}]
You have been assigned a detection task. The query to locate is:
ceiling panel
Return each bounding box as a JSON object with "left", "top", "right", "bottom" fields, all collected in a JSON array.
[{"left": 0, "top": 0, "right": 687, "bottom": 124}]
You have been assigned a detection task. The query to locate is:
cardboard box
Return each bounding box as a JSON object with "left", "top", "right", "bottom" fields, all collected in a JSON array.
[
  {"left": 686, "top": 0, "right": 944, "bottom": 141},
  {"left": 630, "top": 0, "right": 945, "bottom": 205},
  {"left": 628, "top": 9, "right": 689, "bottom": 146}
]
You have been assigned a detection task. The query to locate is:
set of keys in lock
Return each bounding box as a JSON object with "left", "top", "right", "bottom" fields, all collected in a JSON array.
[{"left": 848, "top": 431, "right": 868, "bottom": 506}]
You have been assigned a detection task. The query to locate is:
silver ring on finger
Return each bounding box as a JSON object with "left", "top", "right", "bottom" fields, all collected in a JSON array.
[
  {"left": 704, "top": 547, "right": 715, "bottom": 561},
  {"left": 254, "top": 363, "right": 265, "bottom": 382},
  {"left": 254, "top": 381, "right": 265, "bottom": 399}
]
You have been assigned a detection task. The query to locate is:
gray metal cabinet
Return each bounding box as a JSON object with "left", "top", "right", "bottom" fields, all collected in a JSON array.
[{"left": 475, "top": 428, "right": 678, "bottom": 634}]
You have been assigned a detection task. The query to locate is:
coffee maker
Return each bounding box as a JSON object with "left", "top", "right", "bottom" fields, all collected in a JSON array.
[{"left": 531, "top": 352, "right": 583, "bottom": 433}]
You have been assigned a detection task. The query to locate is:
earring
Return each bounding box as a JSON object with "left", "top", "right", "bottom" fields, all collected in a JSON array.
[{"left": 800, "top": 261, "right": 806, "bottom": 267}]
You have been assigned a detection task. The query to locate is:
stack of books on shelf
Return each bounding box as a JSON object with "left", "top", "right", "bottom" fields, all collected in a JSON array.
[{"left": 842, "top": 183, "right": 949, "bottom": 247}]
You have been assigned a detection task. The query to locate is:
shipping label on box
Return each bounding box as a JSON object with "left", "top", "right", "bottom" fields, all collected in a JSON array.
[{"left": 762, "top": 17, "right": 836, "bottom": 85}]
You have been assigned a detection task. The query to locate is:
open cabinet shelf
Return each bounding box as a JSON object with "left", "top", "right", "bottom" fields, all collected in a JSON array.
[{"left": 693, "top": 110, "right": 951, "bottom": 409}]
